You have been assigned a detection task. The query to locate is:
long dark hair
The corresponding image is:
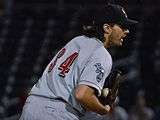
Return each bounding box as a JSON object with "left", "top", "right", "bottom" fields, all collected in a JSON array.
[{"left": 65, "top": 6, "right": 106, "bottom": 42}]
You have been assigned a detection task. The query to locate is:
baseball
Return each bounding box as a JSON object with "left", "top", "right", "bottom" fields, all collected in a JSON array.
[{"left": 102, "top": 88, "right": 109, "bottom": 97}]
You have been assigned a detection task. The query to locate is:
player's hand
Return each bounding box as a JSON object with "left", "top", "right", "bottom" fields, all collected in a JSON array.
[{"left": 104, "top": 105, "right": 111, "bottom": 113}]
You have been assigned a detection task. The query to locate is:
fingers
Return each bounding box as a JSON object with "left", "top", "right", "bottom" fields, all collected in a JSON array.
[{"left": 104, "top": 105, "right": 111, "bottom": 113}]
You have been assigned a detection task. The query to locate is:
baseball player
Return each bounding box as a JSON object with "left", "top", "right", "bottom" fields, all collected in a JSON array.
[{"left": 19, "top": 4, "right": 137, "bottom": 120}]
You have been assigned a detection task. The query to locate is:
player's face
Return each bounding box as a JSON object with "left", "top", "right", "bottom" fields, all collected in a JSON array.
[{"left": 109, "top": 24, "right": 129, "bottom": 46}]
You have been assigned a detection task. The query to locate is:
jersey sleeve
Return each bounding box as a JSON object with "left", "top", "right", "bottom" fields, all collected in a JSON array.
[{"left": 78, "top": 48, "right": 112, "bottom": 96}]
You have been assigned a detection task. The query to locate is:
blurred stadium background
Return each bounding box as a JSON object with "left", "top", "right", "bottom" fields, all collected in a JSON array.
[{"left": 0, "top": 0, "right": 160, "bottom": 119}]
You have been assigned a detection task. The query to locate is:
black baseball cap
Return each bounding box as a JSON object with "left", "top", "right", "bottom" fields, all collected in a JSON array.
[{"left": 95, "top": 3, "right": 138, "bottom": 28}]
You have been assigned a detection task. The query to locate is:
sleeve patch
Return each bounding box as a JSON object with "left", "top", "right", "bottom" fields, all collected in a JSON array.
[{"left": 94, "top": 63, "right": 104, "bottom": 83}]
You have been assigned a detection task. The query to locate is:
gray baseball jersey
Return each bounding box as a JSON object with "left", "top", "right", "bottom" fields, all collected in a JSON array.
[{"left": 29, "top": 35, "right": 112, "bottom": 115}]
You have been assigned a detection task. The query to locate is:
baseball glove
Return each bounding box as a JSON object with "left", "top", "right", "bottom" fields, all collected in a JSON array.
[{"left": 98, "top": 69, "right": 124, "bottom": 109}]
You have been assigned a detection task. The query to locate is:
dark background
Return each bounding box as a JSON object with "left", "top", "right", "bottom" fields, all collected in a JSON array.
[{"left": 0, "top": 0, "right": 160, "bottom": 119}]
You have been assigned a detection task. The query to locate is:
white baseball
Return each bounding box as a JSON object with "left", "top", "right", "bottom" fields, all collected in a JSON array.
[{"left": 102, "top": 88, "right": 109, "bottom": 97}]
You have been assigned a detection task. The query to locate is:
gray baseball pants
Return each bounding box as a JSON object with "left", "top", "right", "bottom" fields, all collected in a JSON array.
[{"left": 19, "top": 95, "right": 80, "bottom": 120}]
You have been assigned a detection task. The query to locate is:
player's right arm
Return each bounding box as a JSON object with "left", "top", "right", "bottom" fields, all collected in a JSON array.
[
  {"left": 74, "top": 84, "right": 111, "bottom": 115},
  {"left": 75, "top": 47, "right": 112, "bottom": 115}
]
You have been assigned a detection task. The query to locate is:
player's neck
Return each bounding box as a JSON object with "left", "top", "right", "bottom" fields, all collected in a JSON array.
[{"left": 103, "top": 34, "right": 110, "bottom": 48}]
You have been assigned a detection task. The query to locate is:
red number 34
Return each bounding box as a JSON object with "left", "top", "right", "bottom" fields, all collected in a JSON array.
[{"left": 48, "top": 48, "right": 78, "bottom": 77}]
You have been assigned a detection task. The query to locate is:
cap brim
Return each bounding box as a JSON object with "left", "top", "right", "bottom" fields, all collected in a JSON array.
[
  {"left": 122, "top": 19, "right": 138, "bottom": 28},
  {"left": 126, "top": 19, "right": 138, "bottom": 25}
]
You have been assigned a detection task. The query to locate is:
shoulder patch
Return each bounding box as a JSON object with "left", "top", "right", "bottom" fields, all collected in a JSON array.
[{"left": 94, "top": 63, "right": 104, "bottom": 82}]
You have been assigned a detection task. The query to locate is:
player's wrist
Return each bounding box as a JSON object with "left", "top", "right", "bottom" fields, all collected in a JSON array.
[{"left": 98, "top": 105, "right": 111, "bottom": 115}]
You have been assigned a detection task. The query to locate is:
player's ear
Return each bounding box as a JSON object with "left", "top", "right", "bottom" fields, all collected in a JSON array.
[{"left": 103, "top": 24, "right": 112, "bottom": 34}]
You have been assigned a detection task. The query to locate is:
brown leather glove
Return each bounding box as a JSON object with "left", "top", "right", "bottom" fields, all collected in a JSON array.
[{"left": 99, "top": 69, "right": 123, "bottom": 110}]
